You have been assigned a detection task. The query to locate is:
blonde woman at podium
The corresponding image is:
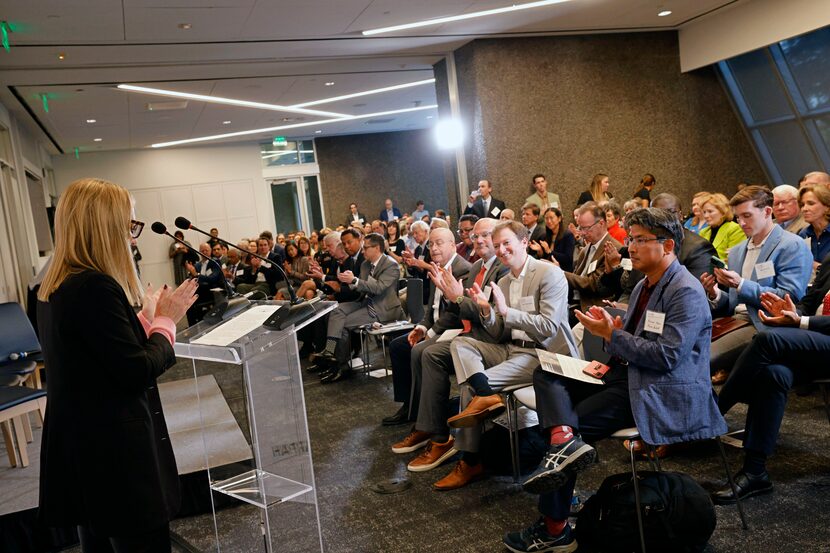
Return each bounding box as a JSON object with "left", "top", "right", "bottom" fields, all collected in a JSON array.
[{"left": 36, "top": 178, "right": 197, "bottom": 552}]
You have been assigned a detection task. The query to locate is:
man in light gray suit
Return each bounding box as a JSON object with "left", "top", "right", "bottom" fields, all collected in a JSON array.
[
  {"left": 429, "top": 220, "right": 577, "bottom": 491},
  {"left": 318, "top": 232, "right": 404, "bottom": 383}
]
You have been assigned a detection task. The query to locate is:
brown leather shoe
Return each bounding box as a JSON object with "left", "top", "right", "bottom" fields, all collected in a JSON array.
[
  {"left": 711, "top": 369, "right": 729, "bottom": 386},
  {"left": 622, "top": 439, "right": 674, "bottom": 460},
  {"left": 432, "top": 460, "right": 484, "bottom": 491},
  {"left": 407, "top": 437, "right": 457, "bottom": 472},
  {"left": 391, "top": 430, "right": 432, "bottom": 454},
  {"left": 447, "top": 394, "right": 505, "bottom": 428}
]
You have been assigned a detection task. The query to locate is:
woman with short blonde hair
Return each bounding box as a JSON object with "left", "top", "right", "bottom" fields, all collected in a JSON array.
[
  {"left": 698, "top": 192, "right": 744, "bottom": 260},
  {"left": 38, "top": 177, "right": 197, "bottom": 551}
]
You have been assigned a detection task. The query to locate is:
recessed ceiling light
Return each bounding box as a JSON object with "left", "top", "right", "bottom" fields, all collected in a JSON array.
[
  {"left": 426, "top": 115, "right": 433, "bottom": 119},
  {"left": 324, "top": 82, "right": 335, "bottom": 86},
  {"left": 117, "top": 84, "right": 349, "bottom": 119},
  {"left": 658, "top": 10, "right": 672, "bottom": 16},
  {"left": 291, "top": 78, "right": 436, "bottom": 109},
  {"left": 86, "top": 119, "right": 96, "bottom": 123},
  {"left": 222, "top": 120, "right": 232, "bottom": 125},
  {"left": 93, "top": 138, "right": 102, "bottom": 142},
  {"left": 363, "top": 0, "right": 572, "bottom": 35},
  {"left": 151, "top": 105, "right": 437, "bottom": 148},
  {"left": 57, "top": 53, "right": 66, "bottom": 60},
  {"left": 178, "top": 23, "right": 192, "bottom": 29}
]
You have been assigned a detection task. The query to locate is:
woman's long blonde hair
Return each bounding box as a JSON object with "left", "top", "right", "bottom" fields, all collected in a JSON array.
[
  {"left": 590, "top": 173, "right": 609, "bottom": 202},
  {"left": 38, "top": 178, "right": 142, "bottom": 304}
]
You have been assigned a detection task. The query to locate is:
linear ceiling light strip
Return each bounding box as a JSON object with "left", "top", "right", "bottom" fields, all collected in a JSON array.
[{"left": 289, "top": 78, "right": 436, "bottom": 108}]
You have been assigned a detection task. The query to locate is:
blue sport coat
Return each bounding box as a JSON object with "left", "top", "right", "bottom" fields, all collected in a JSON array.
[
  {"left": 606, "top": 259, "right": 727, "bottom": 445},
  {"left": 713, "top": 224, "right": 812, "bottom": 329}
]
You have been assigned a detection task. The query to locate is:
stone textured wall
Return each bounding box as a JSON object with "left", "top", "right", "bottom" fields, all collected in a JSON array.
[
  {"left": 316, "top": 129, "right": 448, "bottom": 227},
  {"left": 445, "top": 32, "right": 766, "bottom": 217}
]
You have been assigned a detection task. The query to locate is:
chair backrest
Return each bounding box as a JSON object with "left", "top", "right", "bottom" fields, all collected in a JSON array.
[
  {"left": 0, "top": 302, "right": 41, "bottom": 363},
  {"left": 405, "top": 279, "right": 424, "bottom": 324},
  {"left": 582, "top": 306, "right": 628, "bottom": 364}
]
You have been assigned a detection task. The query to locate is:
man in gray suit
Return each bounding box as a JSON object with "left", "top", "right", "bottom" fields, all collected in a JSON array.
[
  {"left": 391, "top": 217, "right": 508, "bottom": 474},
  {"left": 317, "top": 232, "right": 404, "bottom": 383},
  {"left": 504, "top": 208, "right": 726, "bottom": 553},
  {"left": 383, "top": 228, "right": 471, "bottom": 425},
  {"left": 429, "top": 220, "right": 577, "bottom": 491}
]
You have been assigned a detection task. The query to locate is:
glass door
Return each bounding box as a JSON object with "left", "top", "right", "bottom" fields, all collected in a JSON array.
[{"left": 271, "top": 175, "right": 326, "bottom": 234}]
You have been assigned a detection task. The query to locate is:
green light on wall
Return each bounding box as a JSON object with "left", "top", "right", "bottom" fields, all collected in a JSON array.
[
  {"left": 74, "top": 147, "right": 79, "bottom": 159},
  {"left": 41, "top": 94, "right": 49, "bottom": 113},
  {"left": 1, "top": 22, "right": 9, "bottom": 52}
]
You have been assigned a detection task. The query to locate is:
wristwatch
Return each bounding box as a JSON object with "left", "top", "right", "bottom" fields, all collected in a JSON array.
[{"left": 454, "top": 295, "right": 464, "bottom": 305}]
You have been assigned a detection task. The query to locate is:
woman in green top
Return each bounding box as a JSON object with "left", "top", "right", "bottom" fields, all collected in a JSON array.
[
  {"left": 525, "top": 173, "right": 561, "bottom": 218},
  {"left": 699, "top": 192, "right": 745, "bottom": 260}
]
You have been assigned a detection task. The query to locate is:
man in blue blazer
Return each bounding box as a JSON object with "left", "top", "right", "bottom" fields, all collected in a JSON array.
[
  {"left": 713, "top": 251, "right": 830, "bottom": 504},
  {"left": 504, "top": 208, "right": 726, "bottom": 553},
  {"left": 700, "top": 186, "right": 813, "bottom": 380},
  {"left": 379, "top": 198, "right": 402, "bottom": 222}
]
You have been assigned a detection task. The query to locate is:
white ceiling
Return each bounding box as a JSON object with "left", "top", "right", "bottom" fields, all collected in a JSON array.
[{"left": 0, "top": 0, "right": 741, "bottom": 154}]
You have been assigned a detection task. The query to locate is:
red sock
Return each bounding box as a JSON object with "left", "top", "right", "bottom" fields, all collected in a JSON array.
[
  {"left": 550, "top": 425, "right": 574, "bottom": 445},
  {"left": 544, "top": 516, "right": 567, "bottom": 536}
]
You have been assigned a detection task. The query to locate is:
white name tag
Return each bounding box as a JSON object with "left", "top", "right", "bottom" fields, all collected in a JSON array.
[
  {"left": 552, "top": 202, "right": 559, "bottom": 209},
  {"left": 587, "top": 260, "right": 598, "bottom": 274},
  {"left": 483, "top": 285, "right": 492, "bottom": 301},
  {"left": 519, "top": 296, "right": 535, "bottom": 311},
  {"left": 262, "top": 262, "right": 271, "bottom": 269},
  {"left": 491, "top": 206, "right": 501, "bottom": 217},
  {"left": 256, "top": 272, "right": 266, "bottom": 283},
  {"left": 621, "top": 258, "right": 633, "bottom": 271},
  {"left": 754, "top": 261, "right": 775, "bottom": 280},
  {"left": 644, "top": 310, "right": 666, "bottom": 335}
]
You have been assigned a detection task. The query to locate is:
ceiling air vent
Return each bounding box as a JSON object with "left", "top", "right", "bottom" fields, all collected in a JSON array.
[
  {"left": 365, "top": 118, "right": 394, "bottom": 124},
  {"left": 145, "top": 101, "right": 188, "bottom": 111}
]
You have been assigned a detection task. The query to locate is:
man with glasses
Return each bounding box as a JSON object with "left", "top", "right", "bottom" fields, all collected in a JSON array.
[
  {"left": 772, "top": 184, "right": 808, "bottom": 234},
  {"left": 316, "top": 232, "right": 405, "bottom": 383},
  {"left": 455, "top": 214, "right": 480, "bottom": 263},
  {"left": 564, "top": 202, "right": 622, "bottom": 312},
  {"left": 383, "top": 228, "right": 471, "bottom": 425},
  {"left": 505, "top": 208, "right": 726, "bottom": 553}
]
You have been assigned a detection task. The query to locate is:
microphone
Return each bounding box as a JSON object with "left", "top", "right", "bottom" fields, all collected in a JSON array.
[
  {"left": 151, "top": 222, "right": 240, "bottom": 324},
  {"left": 9, "top": 350, "right": 39, "bottom": 361},
  {"left": 174, "top": 216, "right": 303, "bottom": 306}
]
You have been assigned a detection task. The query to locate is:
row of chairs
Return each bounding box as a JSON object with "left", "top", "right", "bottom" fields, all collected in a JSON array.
[{"left": 0, "top": 302, "right": 47, "bottom": 468}]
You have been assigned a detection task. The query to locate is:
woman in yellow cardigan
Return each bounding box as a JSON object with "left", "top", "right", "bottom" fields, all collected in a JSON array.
[{"left": 699, "top": 192, "right": 745, "bottom": 260}]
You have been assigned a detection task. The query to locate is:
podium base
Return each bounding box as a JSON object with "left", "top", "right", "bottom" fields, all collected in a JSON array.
[{"left": 211, "top": 469, "right": 312, "bottom": 509}]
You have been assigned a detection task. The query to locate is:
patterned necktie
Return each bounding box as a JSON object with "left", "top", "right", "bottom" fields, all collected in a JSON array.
[
  {"left": 367, "top": 264, "right": 378, "bottom": 319},
  {"left": 822, "top": 292, "right": 830, "bottom": 316},
  {"left": 462, "top": 265, "right": 488, "bottom": 333}
]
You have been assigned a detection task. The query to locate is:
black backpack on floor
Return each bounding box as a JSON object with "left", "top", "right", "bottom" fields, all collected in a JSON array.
[{"left": 576, "top": 471, "right": 716, "bottom": 553}]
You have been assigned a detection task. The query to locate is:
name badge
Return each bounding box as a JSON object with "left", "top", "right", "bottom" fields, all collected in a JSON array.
[
  {"left": 754, "top": 261, "right": 775, "bottom": 280},
  {"left": 256, "top": 272, "right": 266, "bottom": 283},
  {"left": 483, "top": 285, "right": 492, "bottom": 301},
  {"left": 621, "top": 258, "right": 633, "bottom": 271},
  {"left": 644, "top": 310, "right": 666, "bottom": 335},
  {"left": 262, "top": 262, "right": 271, "bottom": 269},
  {"left": 552, "top": 202, "right": 559, "bottom": 209},
  {"left": 587, "top": 260, "right": 598, "bottom": 274},
  {"left": 491, "top": 206, "right": 501, "bottom": 217},
  {"left": 519, "top": 296, "right": 535, "bottom": 311}
]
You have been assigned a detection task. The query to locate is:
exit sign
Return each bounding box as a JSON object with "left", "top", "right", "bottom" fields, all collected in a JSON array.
[{"left": 273, "top": 136, "right": 288, "bottom": 146}]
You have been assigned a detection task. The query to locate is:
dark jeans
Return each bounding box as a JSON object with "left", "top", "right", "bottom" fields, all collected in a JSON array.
[
  {"left": 718, "top": 328, "right": 827, "bottom": 457},
  {"left": 78, "top": 524, "right": 171, "bottom": 553},
  {"left": 533, "top": 365, "right": 634, "bottom": 520}
]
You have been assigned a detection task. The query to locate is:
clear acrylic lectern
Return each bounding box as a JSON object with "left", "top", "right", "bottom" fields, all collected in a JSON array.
[{"left": 174, "top": 299, "right": 336, "bottom": 552}]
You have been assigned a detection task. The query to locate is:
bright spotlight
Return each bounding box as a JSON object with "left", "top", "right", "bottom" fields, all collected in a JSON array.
[{"left": 434, "top": 119, "right": 464, "bottom": 150}]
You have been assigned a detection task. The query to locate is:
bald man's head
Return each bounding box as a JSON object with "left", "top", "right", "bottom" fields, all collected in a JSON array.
[{"left": 428, "top": 227, "right": 456, "bottom": 266}]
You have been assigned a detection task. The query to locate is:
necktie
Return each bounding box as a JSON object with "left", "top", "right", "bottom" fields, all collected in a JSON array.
[
  {"left": 367, "top": 265, "right": 378, "bottom": 319},
  {"left": 822, "top": 292, "right": 830, "bottom": 316},
  {"left": 462, "top": 265, "right": 488, "bottom": 333}
]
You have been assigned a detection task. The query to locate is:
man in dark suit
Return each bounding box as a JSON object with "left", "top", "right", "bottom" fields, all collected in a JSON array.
[
  {"left": 402, "top": 220, "right": 432, "bottom": 304},
  {"left": 384, "top": 228, "right": 471, "bottom": 425},
  {"left": 184, "top": 242, "right": 225, "bottom": 325},
  {"left": 391, "top": 216, "right": 508, "bottom": 471},
  {"left": 345, "top": 202, "right": 367, "bottom": 227},
  {"left": 522, "top": 203, "right": 546, "bottom": 256},
  {"left": 317, "top": 232, "right": 404, "bottom": 383},
  {"left": 379, "top": 198, "right": 402, "bottom": 222},
  {"left": 714, "top": 251, "right": 830, "bottom": 504},
  {"left": 464, "top": 179, "right": 507, "bottom": 219},
  {"left": 233, "top": 254, "right": 279, "bottom": 297},
  {"left": 505, "top": 208, "right": 726, "bottom": 553}
]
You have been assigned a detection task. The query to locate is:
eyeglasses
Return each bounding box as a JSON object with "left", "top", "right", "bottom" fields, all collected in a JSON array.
[
  {"left": 577, "top": 220, "right": 601, "bottom": 232},
  {"left": 130, "top": 219, "right": 145, "bottom": 238},
  {"left": 629, "top": 235, "right": 666, "bottom": 247},
  {"left": 772, "top": 198, "right": 797, "bottom": 208},
  {"left": 469, "top": 231, "right": 492, "bottom": 240},
  {"left": 458, "top": 227, "right": 473, "bottom": 234}
]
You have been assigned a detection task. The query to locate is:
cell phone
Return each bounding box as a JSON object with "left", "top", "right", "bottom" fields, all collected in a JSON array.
[
  {"left": 710, "top": 256, "right": 727, "bottom": 270},
  {"left": 582, "top": 360, "right": 611, "bottom": 380}
]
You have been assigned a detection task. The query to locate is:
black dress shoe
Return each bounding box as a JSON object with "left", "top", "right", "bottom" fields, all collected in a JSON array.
[
  {"left": 321, "top": 367, "right": 351, "bottom": 384},
  {"left": 382, "top": 404, "right": 411, "bottom": 426},
  {"left": 310, "top": 351, "right": 336, "bottom": 364},
  {"left": 712, "top": 470, "right": 773, "bottom": 505}
]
